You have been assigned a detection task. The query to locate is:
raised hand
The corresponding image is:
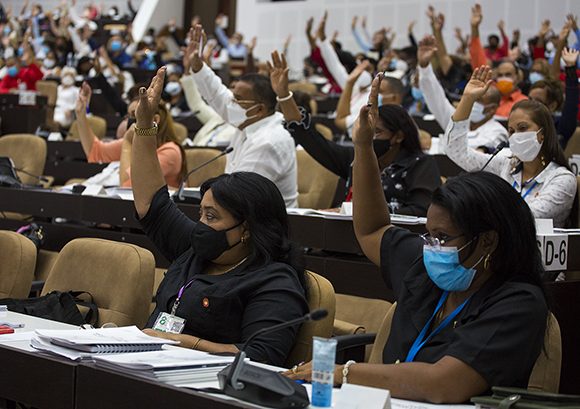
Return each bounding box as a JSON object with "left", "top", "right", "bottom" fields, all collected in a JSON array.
[
  {"left": 497, "top": 19, "right": 505, "bottom": 33},
  {"left": 347, "top": 60, "right": 370, "bottom": 84},
  {"left": 471, "top": 3, "right": 483, "bottom": 27},
  {"left": 463, "top": 65, "right": 493, "bottom": 101},
  {"left": 539, "top": 19, "right": 551, "bottom": 37},
  {"left": 562, "top": 47, "right": 579, "bottom": 67},
  {"left": 408, "top": 20, "right": 416, "bottom": 34},
  {"left": 361, "top": 16, "right": 367, "bottom": 29},
  {"left": 435, "top": 13, "right": 445, "bottom": 31},
  {"left": 558, "top": 20, "right": 571, "bottom": 45},
  {"left": 267, "top": 50, "right": 290, "bottom": 97},
  {"left": 183, "top": 25, "right": 203, "bottom": 74},
  {"left": 417, "top": 35, "right": 438, "bottom": 68},
  {"left": 248, "top": 36, "right": 257, "bottom": 54},
  {"left": 351, "top": 15, "right": 358, "bottom": 30},
  {"left": 306, "top": 17, "right": 314, "bottom": 35},
  {"left": 331, "top": 30, "right": 339, "bottom": 43},
  {"left": 135, "top": 67, "right": 166, "bottom": 129},
  {"left": 353, "top": 73, "right": 382, "bottom": 147},
  {"left": 75, "top": 82, "right": 92, "bottom": 116},
  {"left": 316, "top": 10, "right": 328, "bottom": 41},
  {"left": 283, "top": 34, "right": 292, "bottom": 52},
  {"left": 426, "top": 5, "right": 436, "bottom": 24},
  {"left": 567, "top": 14, "right": 578, "bottom": 31}
]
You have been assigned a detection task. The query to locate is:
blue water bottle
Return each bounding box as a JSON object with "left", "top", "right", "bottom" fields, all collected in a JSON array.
[{"left": 311, "top": 337, "right": 337, "bottom": 407}]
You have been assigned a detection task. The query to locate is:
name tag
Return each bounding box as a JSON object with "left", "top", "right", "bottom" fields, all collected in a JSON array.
[
  {"left": 537, "top": 234, "right": 568, "bottom": 271},
  {"left": 153, "top": 312, "right": 186, "bottom": 334}
]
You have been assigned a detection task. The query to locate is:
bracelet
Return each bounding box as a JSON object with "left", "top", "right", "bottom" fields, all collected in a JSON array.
[
  {"left": 342, "top": 360, "right": 356, "bottom": 384},
  {"left": 276, "top": 91, "right": 294, "bottom": 102},
  {"left": 191, "top": 337, "right": 202, "bottom": 350},
  {"left": 134, "top": 122, "right": 158, "bottom": 136}
]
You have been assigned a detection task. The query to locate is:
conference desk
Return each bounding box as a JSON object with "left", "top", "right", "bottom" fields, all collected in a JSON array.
[{"left": 0, "top": 93, "right": 48, "bottom": 135}]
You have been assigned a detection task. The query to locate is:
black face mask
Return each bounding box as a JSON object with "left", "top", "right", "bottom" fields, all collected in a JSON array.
[
  {"left": 373, "top": 139, "right": 392, "bottom": 158},
  {"left": 191, "top": 221, "right": 244, "bottom": 261}
]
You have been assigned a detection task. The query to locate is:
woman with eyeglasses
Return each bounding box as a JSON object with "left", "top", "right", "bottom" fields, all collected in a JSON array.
[
  {"left": 441, "top": 65, "right": 577, "bottom": 227},
  {"left": 286, "top": 74, "right": 549, "bottom": 403}
]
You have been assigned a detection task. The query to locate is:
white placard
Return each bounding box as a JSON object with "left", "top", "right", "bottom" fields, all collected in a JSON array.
[
  {"left": 537, "top": 234, "right": 568, "bottom": 271},
  {"left": 18, "top": 91, "right": 36, "bottom": 106},
  {"left": 569, "top": 155, "right": 580, "bottom": 176}
]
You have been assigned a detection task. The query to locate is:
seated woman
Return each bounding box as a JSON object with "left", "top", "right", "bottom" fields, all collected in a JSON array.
[
  {"left": 442, "top": 65, "right": 577, "bottom": 227},
  {"left": 268, "top": 51, "right": 441, "bottom": 216},
  {"left": 287, "top": 74, "right": 549, "bottom": 403},
  {"left": 75, "top": 82, "right": 185, "bottom": 188},
  {"left": 132, "top": 67, "right": 309, "bottom": 366}
]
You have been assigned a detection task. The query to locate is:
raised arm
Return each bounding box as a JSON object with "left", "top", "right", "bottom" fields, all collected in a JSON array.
[
  {"left": 351, "top": 15, "right": 372, "bottom": 52},
  {"left": 551, "top": 21, "right": 571, "bottom": 79},
  {"left": 352, "top": 74, "right": 392, "bottom": 266},
  {"left": 131, "top": 67, "right": 167, "bottom": 218},
  {"left": 558, "top": 48, "right": 580, "bottom": 146},
  {"left": 469, "top": 3, "right": 488, "bottom": 68},
  {"left": 428, "top": 6, "right": 452, "bottom": 75},
  {"left": 74, "top": 82, "right": 98, "bottom": 157},
  {"left": 335, "top": 61, "right": 370, "bottom": 131},
  {"left": 317, "top": 12, "right": 349, "bottom": 89},
  {"left": 497, "top": 20, "right": 509, "bottom": 58}
]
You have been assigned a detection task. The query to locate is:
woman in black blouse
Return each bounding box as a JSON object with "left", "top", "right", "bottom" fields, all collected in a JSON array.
[
  {"left": 131, "top": 67, "right": 309, "bottom": 366},
  {"left": 268, "top": 51, "right": 441, "bottom": 216},
  {"left": 287, "top": 74, "right": 548, "bottom": 402}
]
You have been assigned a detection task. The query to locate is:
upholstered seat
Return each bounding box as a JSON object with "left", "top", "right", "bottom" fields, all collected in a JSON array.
[
  {"left": 0, "top": 230, "right": 36, "bottom": 298},
  {"left": 185, "top": 148, "right": 226, "bottom": 187},
  {"left": 297, "top": 149, "right": 340, "bottom": 209},
  {"left": 68, "top": 115, "right": 107, "bottom": 141},
  {"left": 0, "top": 134, "right": 47, "bottom": 185}
]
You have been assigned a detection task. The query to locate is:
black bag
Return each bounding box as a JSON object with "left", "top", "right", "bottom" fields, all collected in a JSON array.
[
  {"left": 16, "top": 223, "right": 45, "bottom": 250},
  {"left": 472, "top": 387, "right": 580, "bottom": 409},
  {"left": 0, "top": 291, "right": 99, "bottom": 326}
]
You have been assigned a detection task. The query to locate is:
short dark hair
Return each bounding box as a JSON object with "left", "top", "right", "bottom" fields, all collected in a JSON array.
[
  {"left": 488, "top": 34, "right": 500, "bottom": 44},
  {"left": 238, "top": 73, "right": 277, "bottom": 113},
  {"left": 200, "top": 172, "right": 308, "bottom": 293},
  {"left": 378, "top": 104, "right": 422, "bottom": 154},
  {"left": 382, "top": 76, "right": 405, "bottom": 98},
  {"left": 530, "top": 79, "right": 564, "bottom": 111},
  {"left": 431, "top": 171, "right": 548, "bottom": 293}
]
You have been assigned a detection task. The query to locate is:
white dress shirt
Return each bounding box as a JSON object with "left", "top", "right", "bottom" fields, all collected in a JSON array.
[
  {"left": 442, "top": 119, "right": 577, "bottom": 227},
  {"left": 419, "top": 64, "right": 508, "bottom": 150},
  {"left": 189, "top": 65, "right": 298, "bottom": 207}
]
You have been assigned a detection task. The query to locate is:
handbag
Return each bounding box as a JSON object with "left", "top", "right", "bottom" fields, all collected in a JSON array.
[
  {"left": 0, "top": 291, "right": 99, "bottom": 326},
  {"left": 471, "top": 387, "right": 580, "bottom": 409},
  {"left": 16, "top": 223, "right": 45, "bottom": 251}
]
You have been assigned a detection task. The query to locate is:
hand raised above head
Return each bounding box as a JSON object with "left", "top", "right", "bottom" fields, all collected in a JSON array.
[
  {"left": 562, "top": 47, "right": 579, "bottom": 67},
  {"left": 463, "top": 65, "right": 493, "bottom": 101},
  {"left": 135, "top": 66, "right": 166, "bottom": 129},
  {"left": 417, "top": 35, "right": 438, "bottom": 68},
  {"left": 183, "top": 25, "right": 204, "bottom": 74},
  {"left": 471, "top": 3, "right": 483, "bottom": 27},
  {"left": 267, "top": 50, "right": 290, "bottom": 97},
  {"left": 353, "top": 73, "right": 382, "bottom": 148}
]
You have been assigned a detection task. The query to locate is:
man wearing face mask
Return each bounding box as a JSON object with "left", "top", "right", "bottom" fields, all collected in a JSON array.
[
  {"left": 54, "top": 67, "right": 79, "bottom": 128},
  {"left": 417, "top": 36, "right": 508, "bottom": 152},
  {"left": 494, "top": 61, "right": 528, "bottom": 118},
  {"left": 270, "top": 52, "right": 440, "bottom": 216},
  {"left": 183, "top": 25, "right": 298, "bottom": 208}
]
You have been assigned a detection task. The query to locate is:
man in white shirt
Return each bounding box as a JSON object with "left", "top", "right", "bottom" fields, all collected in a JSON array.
[
  {"left": 181, "top": 25, "right": 298, "bottom": 207},
  {"left": 417, "top": 36, "right": 508, "bottom": 152}
]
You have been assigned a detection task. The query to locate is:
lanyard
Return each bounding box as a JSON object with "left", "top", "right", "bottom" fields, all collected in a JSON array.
[
  {"left": 404, "top": 291, "right": 471, "bottom": 363},
  {"left": 171, "top": 278, "right": 196, "bottom": 315},
  {"left": 512, "top": 180, "right": 539, "bottom": 200}
]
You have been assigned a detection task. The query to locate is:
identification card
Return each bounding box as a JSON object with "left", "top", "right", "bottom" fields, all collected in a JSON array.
[{"left": 152, "top": 312, "right": 186, "bottom": 334}]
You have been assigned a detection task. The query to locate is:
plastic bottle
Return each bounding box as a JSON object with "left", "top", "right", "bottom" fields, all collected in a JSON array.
[{"left": 311, "top": 337, "right": 337, "bottom": 407}]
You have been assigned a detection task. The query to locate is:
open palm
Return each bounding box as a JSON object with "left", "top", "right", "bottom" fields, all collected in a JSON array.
[
  {"left": 267, "top": 50, "right": 290, "bottom": 97},
  {"left": 417, "top": 35, "right": 438, "bottom": 68},
  {"left": 463, "top": 66, "right": 493, "bottom": 100},
  {"left": 135, "top": 67, "right": 166, "bottom": 128}
]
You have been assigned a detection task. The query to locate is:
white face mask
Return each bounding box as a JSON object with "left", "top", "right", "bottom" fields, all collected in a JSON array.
[
  {"left": 469, "top": 102, "right": 487, "bottom": 124},
  {"left": 61, "top": 75, "right": 75, "bottom": 86},
  {"left": 509, "top": 129, "right": 543, "bottom": 162},
  {"left": 164, "top": 81, "right": 182, "bottom": 96},
  {"left": 44, "top": 59, "right": 56, "bottom": 69},
  {"left": 226, "top": 100, "right": 259, "bottom": 128}
]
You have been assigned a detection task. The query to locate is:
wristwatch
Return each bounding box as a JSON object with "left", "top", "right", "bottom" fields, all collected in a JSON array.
[{"left": 135, "top": 122, "right": 158, "bottom": 136}]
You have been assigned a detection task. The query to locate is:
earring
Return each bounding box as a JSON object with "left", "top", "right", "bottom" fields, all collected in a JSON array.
[
  {"left": 541, "top": 155, "right": 546, "bottom": 167},
  {"left": 241, "top": 235, "right": 247, "bottom": 244},
  {"left": 484, "top": 254, "right": 491, "bottom": 270}
]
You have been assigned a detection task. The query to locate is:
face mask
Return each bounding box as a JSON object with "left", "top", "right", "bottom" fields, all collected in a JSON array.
[
  {"left": 469, "top": 102, "right": 487, "bottom": 123},
  {"left": 3, "top": 26, "right": 10, "bottom": 36},
  {"left": 496, "top": 77, "right": 514, "bottom": 95},
  {"left": 17, "top": 47, "right": 23, "bottom": 57},
  {"left": 7, "top": 66, "right": 18, "bottom": 77},
  {"left": 226, "top": 100, "right": 259, "bottom": 128},
  {"left": 423, "top": 240, "right": 482, "bottom": 292},
  {"left": 110, "top": 40, "right": 123, "bottom": 52},
  {"left": 529, "top": 72, "right": 544, "bottom": 84},
  {"left": 44, "top": 59, "right": 56, "bottom": 69},
  {"left": 377, "top": 94, "right": 384, "bottom": 107},
  {"left": 411, "top": 87, "right": 423, "bottom": 101},
  {"left": 61, "top": 75, "right": 74, "bottom": 86},
  {"left": 509, "top": 129, "right": 543, "bottom": 162},
  {"left": 389, "top": 58, "right": 398, "bottom": 70},
  {"left": 191, "top": 221, "right": 244, "bottom": 261},
  {"left": 545, "top": 42, "right": 555, "bottom": 52},
  {"left": 143, "top": 35, "right": 154, "bottom": 45},
  {"left": 373, "top": 139, "right": 391, "bottom": 158},
  {"left": 164, "top": 81, "right": 182, "bottom": 96},
  {"left": 108, "top": 9, "right": 118, "bottom": 17}
]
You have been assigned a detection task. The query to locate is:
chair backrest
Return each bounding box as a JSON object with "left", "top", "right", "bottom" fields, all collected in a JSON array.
[
  {"left": 368, "top": 302, "right": 398, "bottom": 364},
  {"left": 0, "top": 134, "right": 47, "bottom": 185},
  {"left": 36, "top": 80, "right": 59, "bottom": 130},
  {"left": 297, "top": 149, "right": 340, "bottom": 209},
  {"left": 41, "top": 238, "right": 155, "bottom": 328},
  {"left": 528, "top": 313, "right": 562, "bottom": 393},
  {"left": 173, "top": 122, "right": 188, "bottom": 145},
  {"left": 289, "top": 82, "right": 318, "bottom": 95},
  {"left": 418, "top": 129, "right": 432, "bottom": 152},
  {"left": 285, "top": 270, "right": 336, "bottom": 367},
  {"left": 68, "top": 115, "right": 107, "bottom": 141},
  {"left": 575, "top": 176, "right": 580, "bottom": 228},
  {"left": 185, "top": 148, "right": 226, "bottom": 187},
  {"left": 334, "top": 294, "right": 393, "bottom": 361},
  {"left": 564, "top": 127, "right": 580, "bottom": 159},
  {"left": 315, "top": 123, "right": 333, "bottom": 141},
  {"left": 0, "top": 230, "right": 36, "bottom": 298}
]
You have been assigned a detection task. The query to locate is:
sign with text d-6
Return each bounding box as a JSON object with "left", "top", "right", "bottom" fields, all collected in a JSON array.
[{"left": 536, "top": 234, "right": 568, "bottom": 271}]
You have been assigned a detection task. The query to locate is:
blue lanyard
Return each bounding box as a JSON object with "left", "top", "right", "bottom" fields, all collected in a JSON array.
[
  {"left": 404, "top": 291, "right": 471, "bottom": 363},
  {"left": 512, "top": 180, "right": 539, "bottom": 200}
]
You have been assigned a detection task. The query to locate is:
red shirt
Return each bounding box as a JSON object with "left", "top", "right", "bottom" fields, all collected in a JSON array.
[{"left": 0, "top": 63, "right": 43, "bottom": 93}]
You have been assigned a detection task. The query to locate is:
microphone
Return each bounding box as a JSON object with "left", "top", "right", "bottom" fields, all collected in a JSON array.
[
  {"left": 172, "top": 147, "right": 233, "bottom": 202},
  {"left": 217, "top": 308, "right": 328, "bottom": 409},
  {"left": 480, "top": 141, "right": 508, "bottom": 172}
]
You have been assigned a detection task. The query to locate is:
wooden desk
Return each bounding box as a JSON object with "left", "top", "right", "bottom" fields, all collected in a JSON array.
[{"left": 0, "top": 94, "right": 48, "bottom": 135}]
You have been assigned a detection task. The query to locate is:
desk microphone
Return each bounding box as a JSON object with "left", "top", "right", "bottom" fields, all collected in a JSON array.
[
  {"left": 480, "top": 141, "right": 508, "bottom": 172},
  {"left": 172, "top": 147, "right": 233, "bottom": 202},
  {"left": 0, "top": 160, "right": 49, "bottom": 187},
  {"left": 217, "top": 308, "right": 328, "bottom": 409}
]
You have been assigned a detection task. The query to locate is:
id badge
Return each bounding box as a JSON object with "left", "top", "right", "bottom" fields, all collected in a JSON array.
[{"left": 152, "top": 312, "right": 186, "bottom": 334}]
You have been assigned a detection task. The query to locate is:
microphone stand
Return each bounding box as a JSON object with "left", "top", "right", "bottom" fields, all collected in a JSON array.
[{"left": 480, "top": 141, "right": 508, "bottom": 172}]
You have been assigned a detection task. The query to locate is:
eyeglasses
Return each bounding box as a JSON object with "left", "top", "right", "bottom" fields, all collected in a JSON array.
[
  {"left": 420, "top": 233, "right": 464, "bottom": 249},
  {"left": 232, "top": 97, "right": 258, "bottom": 105}
]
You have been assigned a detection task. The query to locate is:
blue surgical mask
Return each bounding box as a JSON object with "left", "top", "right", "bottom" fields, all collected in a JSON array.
[
  {"left": 3, "top": 26, "right": 11, "bottom": 36},
  {"left": 164, "top": 81, "right": 182, "bottom": 96},
  {"left": 377, "top": 94, "right": 383, "bottom": 107},
  {"left": 411, "top": 87, "right": 423, "bottom": 101},
  {"left": 17, "top": 47, "right": 23, "bottom": 57},
  {"left": 423, "top": 240, "right": 483, "bottom": 291},
  {"left": 389, "top": 58, "right": 398, "bottom": 70},
  {"left": 529, "top": 72, "right": 544, "bottom": 84},
  {"left": 110, "top": 40, "right": 123, "bottom": 52},
  {"left": 7, "top": 66, "right": 19, "bottom": 77}
]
